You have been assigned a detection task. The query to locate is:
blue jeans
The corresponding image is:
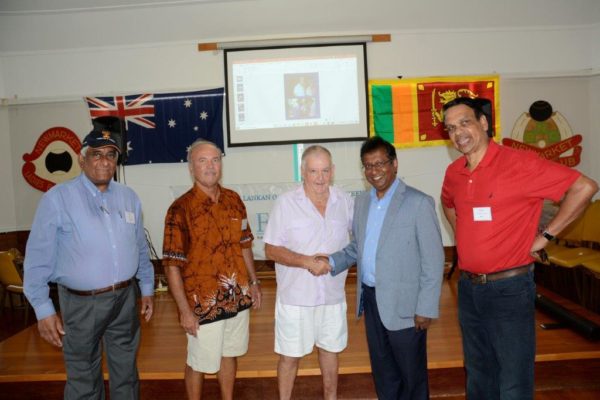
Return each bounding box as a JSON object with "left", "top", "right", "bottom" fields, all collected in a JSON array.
[{"left": 458, "top": 267, "right": 536, "bottom": 400}]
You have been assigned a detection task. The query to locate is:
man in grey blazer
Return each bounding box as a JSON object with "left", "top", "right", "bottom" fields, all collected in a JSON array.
[{"left": 328, "top": 137, "right": 444, "bottom": 400}]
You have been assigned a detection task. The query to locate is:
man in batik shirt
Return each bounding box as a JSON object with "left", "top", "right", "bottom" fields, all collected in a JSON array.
[{"left": 163, "top": 139, "right": 262, "bottom": 400}]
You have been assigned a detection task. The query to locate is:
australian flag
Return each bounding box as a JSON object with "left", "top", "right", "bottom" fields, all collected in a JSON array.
[{"left": 85, "top": 88, "right": 224, "bottom": 165}]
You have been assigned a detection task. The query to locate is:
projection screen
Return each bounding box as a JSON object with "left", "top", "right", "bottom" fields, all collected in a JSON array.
[{"left": 224, "top": 43, "right": 369, "bottom": 147}]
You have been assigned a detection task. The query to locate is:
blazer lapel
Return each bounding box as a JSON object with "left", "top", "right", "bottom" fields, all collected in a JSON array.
[
  {"left": 377, "top": 180, "right": 406, "bottom": 249},
  {"left": 356, "top": 192, "right": 371, "bottom": 246}
]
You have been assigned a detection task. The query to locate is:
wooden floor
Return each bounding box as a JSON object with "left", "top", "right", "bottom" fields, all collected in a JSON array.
[{"left": 1, "top": 272, "right": 600, "bottom": 399}]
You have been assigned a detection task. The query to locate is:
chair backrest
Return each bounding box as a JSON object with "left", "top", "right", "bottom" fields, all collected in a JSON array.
[
  {"left": 7, "top": 248, "right": 22, "bottom": 260},
  {"left": 0, "top": 251, "right": 23, "bottom": 286},
  {"left": 582, "top": 199, "right": 600, "bottom": 245}
]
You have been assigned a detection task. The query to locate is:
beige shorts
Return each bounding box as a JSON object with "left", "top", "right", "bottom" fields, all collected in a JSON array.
[
  {"left": 186, "top": 309, "right": 250, "bottom": 374},
  {"left": 275, "top": 298, "right": 348, "bottom": 357}
]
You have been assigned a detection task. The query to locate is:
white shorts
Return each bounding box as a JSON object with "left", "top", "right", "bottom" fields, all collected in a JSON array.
[
  {"left": 186, "top": 309, "right": 249, "bottom": 374},
  {"left": 274, "top": 297, "right": 348, "bottom": 357}
]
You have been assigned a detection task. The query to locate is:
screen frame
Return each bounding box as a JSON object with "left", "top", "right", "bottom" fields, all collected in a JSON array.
[{"left": 224, "top": 42, "right": 369, "bottom": 147}]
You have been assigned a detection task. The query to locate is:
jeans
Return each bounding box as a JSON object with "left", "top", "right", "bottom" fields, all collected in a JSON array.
[{"left": 458, "top": 267, "right": 536, "bottom": 400}]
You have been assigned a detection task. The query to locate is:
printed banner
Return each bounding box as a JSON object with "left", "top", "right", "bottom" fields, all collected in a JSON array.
[
  {"left": 502, "top": 136, "right": 582, "bottom": 167},
  {"left": 369, "top": 75, "right": 500, "bottom": 148},
  {"left": 171, "top": 180, "right": 367, "bottom": 260},
  {"left": 85, "top": 88, "right": 224, "bottom": 165}
]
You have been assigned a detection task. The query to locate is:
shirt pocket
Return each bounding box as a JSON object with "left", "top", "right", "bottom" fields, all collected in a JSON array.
[
  {"left": 229, "top": 217, "right": 243, "bottom": 243},
  {"left": 119, "top": 209, "right": 137, "bottom": 236},
  {"left": 59, "top": 221, "right": 74, "bottom": 241},
  {"left": 326, "top": 219, "right": 351, "bottom": 247},
  {"left": 287, "top": 219, "right": 314, "bottom": 243},
  {"left": 61, "top": 221, "right": 74, "bottom": 233}
]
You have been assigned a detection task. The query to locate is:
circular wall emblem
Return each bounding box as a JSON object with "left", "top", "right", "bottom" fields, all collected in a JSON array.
[
  {"left": 503, "top": 100, "right": 582, "bottom": 167},
  {"left": 22, "top": 127, "right": 82, "bottom": 192}
]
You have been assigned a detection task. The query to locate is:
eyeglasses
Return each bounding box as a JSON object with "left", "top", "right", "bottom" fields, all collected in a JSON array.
[
  {"left": 362, "top": 159, "right": 393, "bottom": 171},
  {"left": 87, "top": 151, "right": 118, "bottom": 162}
]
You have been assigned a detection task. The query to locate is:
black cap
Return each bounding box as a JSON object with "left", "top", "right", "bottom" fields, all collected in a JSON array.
[{"left": 83, "top": 116, "right": 125, "bottom": 153}]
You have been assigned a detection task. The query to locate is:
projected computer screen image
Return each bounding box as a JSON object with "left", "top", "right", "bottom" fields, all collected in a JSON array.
[
  {"left": 225, "top": 43, "right": 368, "bottom": 147},
  {"left": 284, "top": 72, "right": 321, "bottom": 120}
]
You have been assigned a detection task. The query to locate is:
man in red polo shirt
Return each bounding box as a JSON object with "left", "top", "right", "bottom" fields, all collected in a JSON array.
[{"left": 441, "top": 97, "right": 598, "bottom": 400}]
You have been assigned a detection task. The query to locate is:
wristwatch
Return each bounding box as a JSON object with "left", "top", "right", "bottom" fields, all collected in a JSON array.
[
  {"left": 541, "top": 231, "right": 555, "bottom": 241},
  {"left": 249, "top": 279, "right": 261, "bottom": 286}
]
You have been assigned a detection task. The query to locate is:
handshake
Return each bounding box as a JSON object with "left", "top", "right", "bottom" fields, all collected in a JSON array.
[{"left": 305, "top": 254, "right": 332, "bottom": 276}]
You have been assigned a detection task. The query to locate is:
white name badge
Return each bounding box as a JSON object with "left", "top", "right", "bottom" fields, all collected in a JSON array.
[
  {"left": 473, "top": 207, "right": 492, "bottom": 221},
  {"left": 125, "top": 211, "right": 135, "bottom": 224}
]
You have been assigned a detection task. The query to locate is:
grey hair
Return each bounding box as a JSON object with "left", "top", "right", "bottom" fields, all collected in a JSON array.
[
  {"left": 187, "top": 139, "right": 222, "bottom": 163},
  {"left": 300, "top": 145, "right": 332, "bottom": 170}
]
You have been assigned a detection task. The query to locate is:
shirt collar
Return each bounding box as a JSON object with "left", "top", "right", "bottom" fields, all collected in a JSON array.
[
  {"left": 79, "top": 173, "right": 113, "bottom": 196},
  {"left": 370, "top": 178, "right": 400, "bottom": 202},
  {"left": 477, "top": 140, "right": 500, "bottom": 169},
  {"left": 458, "top": 140, "right": 500, "bottom": 174},
  {"left": 296, "top": 184, "right": 337, "bottom": 204},
  {"left": 192, "top": 183, "right": 222, "bottom": 205}
]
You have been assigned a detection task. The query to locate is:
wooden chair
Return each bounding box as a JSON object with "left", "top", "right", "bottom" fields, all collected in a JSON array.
[
  {"left": 581, "top": 200, "right": 600, "bottom": 249},
  {"left": 580, "top": 200, "right": 600, "bottom": 275},
  {"left": 0, "top": 251, "right": 29, "bottom": 321},
  {"left": 538, "top": 202, "right": 586, "bottom": 265}
]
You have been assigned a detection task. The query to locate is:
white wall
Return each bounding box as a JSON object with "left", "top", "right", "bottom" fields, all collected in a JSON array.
[
  {"left": 589, "top": 75, "right": 600, "bottom": 186},
  {"left": 6, "top": 76, "right": 597, "bottom": 251},
  {"left": 0, "top": 60, "right": 5, "bottom": 96},
  {"left": 0, "top": 61, "right": 14, "bottom": 231},
  {"left": 8, "top": 101, "right": 91, "bottom": 230},
  {"left": 1, "top": 0, "right": 599, "bottom": 53},
  {"left": 1, "top": 0, "right": 599, "bottom": 252},
  {"left": 1, "top": 27, "right": 598, "bottom": 101},
  {"left": 0, "top": 106, "right": 16, "bottom": 231}
]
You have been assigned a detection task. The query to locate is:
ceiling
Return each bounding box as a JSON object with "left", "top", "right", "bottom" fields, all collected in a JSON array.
[
  {"left": 0, "top": 0, "right": 223, "bottom": 14},
  {"left": 0, "top": 0, "right": 599, "bottom": 53}
]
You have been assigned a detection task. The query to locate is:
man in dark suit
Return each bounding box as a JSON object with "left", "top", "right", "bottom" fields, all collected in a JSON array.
[{"left": 329, "top": 137, "right": 444, "bottom": 399}]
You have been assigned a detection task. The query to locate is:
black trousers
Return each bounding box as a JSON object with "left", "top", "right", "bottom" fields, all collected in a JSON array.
[{"left": 362, "top": 284, "right": 429, "bottom": 400}]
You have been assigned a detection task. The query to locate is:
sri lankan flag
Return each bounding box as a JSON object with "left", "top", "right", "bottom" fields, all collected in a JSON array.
[{"left": 369, "top": 75, "right": 500, "bottom": 148}]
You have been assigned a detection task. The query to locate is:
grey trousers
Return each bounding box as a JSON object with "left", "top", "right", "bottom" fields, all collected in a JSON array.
[{"left": 58, "top": 283, "right": 141, "bottom": 400}]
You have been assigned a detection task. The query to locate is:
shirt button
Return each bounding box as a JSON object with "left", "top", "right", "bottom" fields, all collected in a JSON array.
[{"left": 468, "top": 179, "right": 473, "bottom": 183}]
